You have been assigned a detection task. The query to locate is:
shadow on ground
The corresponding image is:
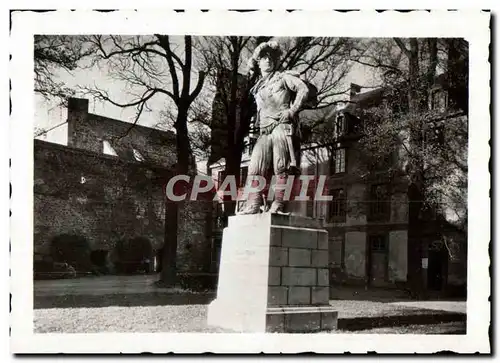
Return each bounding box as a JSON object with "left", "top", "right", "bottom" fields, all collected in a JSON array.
[
  {"left": 34, "top": 292, "right": 216, "bottom": 309},
  {"left": 337, "top": 312, "right": 466, "bottom": 332}
]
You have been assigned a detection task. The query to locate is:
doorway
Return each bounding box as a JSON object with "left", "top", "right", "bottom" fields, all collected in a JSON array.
[
  {"left": 427, "top": 247, "right": 448, "bottom": 290},
  {"left": 368, "top": 234, "right": 388, "bottom": 287}
]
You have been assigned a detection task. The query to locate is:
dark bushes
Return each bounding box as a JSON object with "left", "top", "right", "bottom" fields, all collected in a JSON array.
[
  {"left": 90, "top": 249, "right": 113, "bottom": 274},
  {"left": 50, "top": 234, "right": 93, "bottom": 273},
  {"left": 34, "top": 254, "right": 77, "bottom": 280},
  {"left": 177, "top": 272, "right": 217, "bottom": 291},
  {"left": 113, "top": 236, "right": 154, "bottom": 274}
]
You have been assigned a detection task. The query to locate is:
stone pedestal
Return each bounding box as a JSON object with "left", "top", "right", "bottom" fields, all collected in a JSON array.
[{"left": 207, "top": 213, "right": 338, "bottom": 333}]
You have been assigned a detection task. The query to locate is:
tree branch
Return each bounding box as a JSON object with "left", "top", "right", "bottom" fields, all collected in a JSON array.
[
  {"left": 155, "top": 35, "right": 180, "bottom": 102},
  {"left": 189, "top": 71, "right": 206, "bottom": 104},
  {"left": 182, "top": 35, "right": 193, "bottom": 100},
  {"left": 394, "top": 38, "right": 411, "bottom": 58}
]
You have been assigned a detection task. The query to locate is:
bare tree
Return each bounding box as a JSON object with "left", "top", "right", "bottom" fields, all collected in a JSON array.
[
  {"left": 194, "top": 36, "right": 260, "bottom": 216},
  {"left": 81, "top": 35, "right": 207, "bottom": 286},
  {"left": 34, "top": 35, "right": 93, "bottom": 105},
  {"left": 82, "top": 35, "right": 205, "bottom": 174}
]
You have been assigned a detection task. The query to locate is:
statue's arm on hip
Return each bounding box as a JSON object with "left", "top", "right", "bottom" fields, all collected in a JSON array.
[{"left": 279, "top": 73, "right": 310, "bottom": 123}]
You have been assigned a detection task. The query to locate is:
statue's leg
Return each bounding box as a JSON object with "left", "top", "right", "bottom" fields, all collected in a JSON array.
[
  {"left": 269, "top": 124, "right": 290, "bottom": 214},
  {"left": 237, "top": 134, "right": 272, "bottom": 215}
]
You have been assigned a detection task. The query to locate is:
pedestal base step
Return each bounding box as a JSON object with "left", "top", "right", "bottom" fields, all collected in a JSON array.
[{"left": 266, "top": 306, "right": 338, "bottom": 333}]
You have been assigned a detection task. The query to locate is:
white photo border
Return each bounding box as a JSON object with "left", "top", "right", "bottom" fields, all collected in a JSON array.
[{"left": 9, "top": 9, "right": 491, "bottom": 354}]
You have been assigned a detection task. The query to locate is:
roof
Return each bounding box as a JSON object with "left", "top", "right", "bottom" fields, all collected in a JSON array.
[{"left": 343, "top": 87, "right": 386, "bottom": 118}]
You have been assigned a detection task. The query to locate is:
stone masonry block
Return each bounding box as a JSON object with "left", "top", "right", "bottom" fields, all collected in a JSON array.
[
  {"left": 311, "top": 287, "right": 329, "bottom": 305},
  {"left": 282, "top": 227, "right": 318, "bottom": 249},
  {"left": 318, "top": 231, "right": 328, "bottom": 250},
  {"left": 266, "top": 312, "right": 285, "bottom": 332},
  {"left": 282, "top": 267, "right": 316, "bottom": 286},
  {"left": 268, "top": 286, "right": 288, "bottom": 306},
  {"left": 269, "top": 247, "right": 288, "bottom": 266},
  {"left": 270, "top": 226, "right": 283, "bottom": 247},
  {"left": 271, "top": 214, "right": 321, "bottom": 229},
  {"left": 268, "top": 267, "right": 281, "bottom": 286},
  {"left": 317, "top": 269, "right": 329, "bottom": 286},
  {"left": 285, "top": 312, "right": 321, "bottom": 332},
  {"left": 288, "top": 286, "right": 311, "bottom": 305},
  {"left": 321, "top": 312, "right": 338, "bottom": 330},
  {"left": 288, "top": 248, "right": 311, "bottom": 267},
  {"left": 311, "top": 250, "right": 329, "bottom": 267}
]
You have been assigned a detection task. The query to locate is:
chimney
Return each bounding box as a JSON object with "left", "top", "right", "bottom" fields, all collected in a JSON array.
[
  {"left": 350, "top": 83, "right": 362, "bottom": 99},
  {"left": 67, "top": 97, "right": 89, "bottom": 148},
  {"left": 68, "top": 97, "right": 89, "bottom": 114}
]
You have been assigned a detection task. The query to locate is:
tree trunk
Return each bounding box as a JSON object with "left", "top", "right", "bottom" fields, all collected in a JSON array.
[
  {"left": 407, "top": 176, "right": 425, "bottom": 297},
  {"left": 406, "top": 38, "right": 426, "bottom": 298},
  {"left": 223, "top": 150, "right": 243, "bottom": 216},
  {"left": 161, "top": 196, "right": 179, "bottom": 286},
  {"left": 159, "top": 105, "right": 194, "bottom": 286}
]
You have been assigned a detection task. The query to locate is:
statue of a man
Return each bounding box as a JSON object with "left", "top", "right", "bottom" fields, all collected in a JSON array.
[{"left": 238, "top": 41, "right": 312, "bottom": 215}]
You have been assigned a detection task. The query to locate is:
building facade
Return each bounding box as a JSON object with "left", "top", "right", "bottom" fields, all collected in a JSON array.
[{"left": 208, "top": 79, "right": 467, "bottom": 296}]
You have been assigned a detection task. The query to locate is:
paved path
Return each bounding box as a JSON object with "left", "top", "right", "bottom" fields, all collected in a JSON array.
[{"left": 35, "top": 274, "right": 178, "bottom": 296}]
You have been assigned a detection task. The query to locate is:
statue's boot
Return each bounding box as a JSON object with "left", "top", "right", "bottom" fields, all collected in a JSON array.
[
  {"left": 237, "top": 178, "right": 263, "bottom": 215},
  {"left": 269, "top": 174, "right": 289, "bottom": 214}
]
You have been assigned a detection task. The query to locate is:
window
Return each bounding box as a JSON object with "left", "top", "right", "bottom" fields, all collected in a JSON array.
[
  {"left": 368, "top": 234, "right": 388, "bottom": 286},
  {"left": 335, "top": 114, "right": 346, "bottom": 138},
  {"left": 370, "top": 235, "right": 387, "bottom": 252},
  {"left": 375, "top": 150, "right": 395, "bottom": 171},
  {"left": 102, "top": 140, "right": 118, "bottom": 156},
  {"left": 430, "top": 89, "right": 448, "bottom": 112},
  {"left": 425, "top": 125, "right": 445, "bottom": 146},
  {"left": 329, "top": 188, "right": 346, "bottom": 222},
  {"left": 217, "top": 170, "right": 226, "bottom": 190},
  {"left": 434, "top": 126, "right": 445, "bottom": 145},
  {"left": 369, "top": 184, "right": 391, "bottom": 221},
  {"left": 213, "top": 202, "right": 226, "bottom": 229},
  {"left": 239, "top": 166, "right": 248, "bottom": 188},
  {"left": 331, "top": 148, "right": 346, "bottom": 174}
]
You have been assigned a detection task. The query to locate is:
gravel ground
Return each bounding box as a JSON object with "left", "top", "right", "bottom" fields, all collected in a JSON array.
[
  {"left": 330, "top": 300, "right": 425, "bottom": 318},
  {"left": 34, "top": 303, "right": 465, "bottom": 334},
  {"left": 35, "top": 305, "right": 232, "bottom": 333},
  {"left": 389, "top": 301, "right": 466, "bottom": 314}
]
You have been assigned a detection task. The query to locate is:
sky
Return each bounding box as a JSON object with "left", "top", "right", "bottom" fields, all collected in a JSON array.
[{"left": 34, "top": 36, "right": 381, "bottom": 145}]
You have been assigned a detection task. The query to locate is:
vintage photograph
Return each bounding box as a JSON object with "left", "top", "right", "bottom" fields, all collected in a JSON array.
[{"left": 10, "top": 10, "right": 490, "bottom": 354}]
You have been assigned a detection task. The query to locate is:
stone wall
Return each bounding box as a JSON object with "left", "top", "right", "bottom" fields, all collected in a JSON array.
[
  {"left": 67, "top": 98, "right": 176, "bottom": 167},
  {"left": 34, "top": 140, "right": 169, "bottom": 254},
  {"left": 34, "top": 139, "right": 214, "bottom": 273},
  {"left": 35, "top": 98, "right": 215, "bottom": 273}
]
